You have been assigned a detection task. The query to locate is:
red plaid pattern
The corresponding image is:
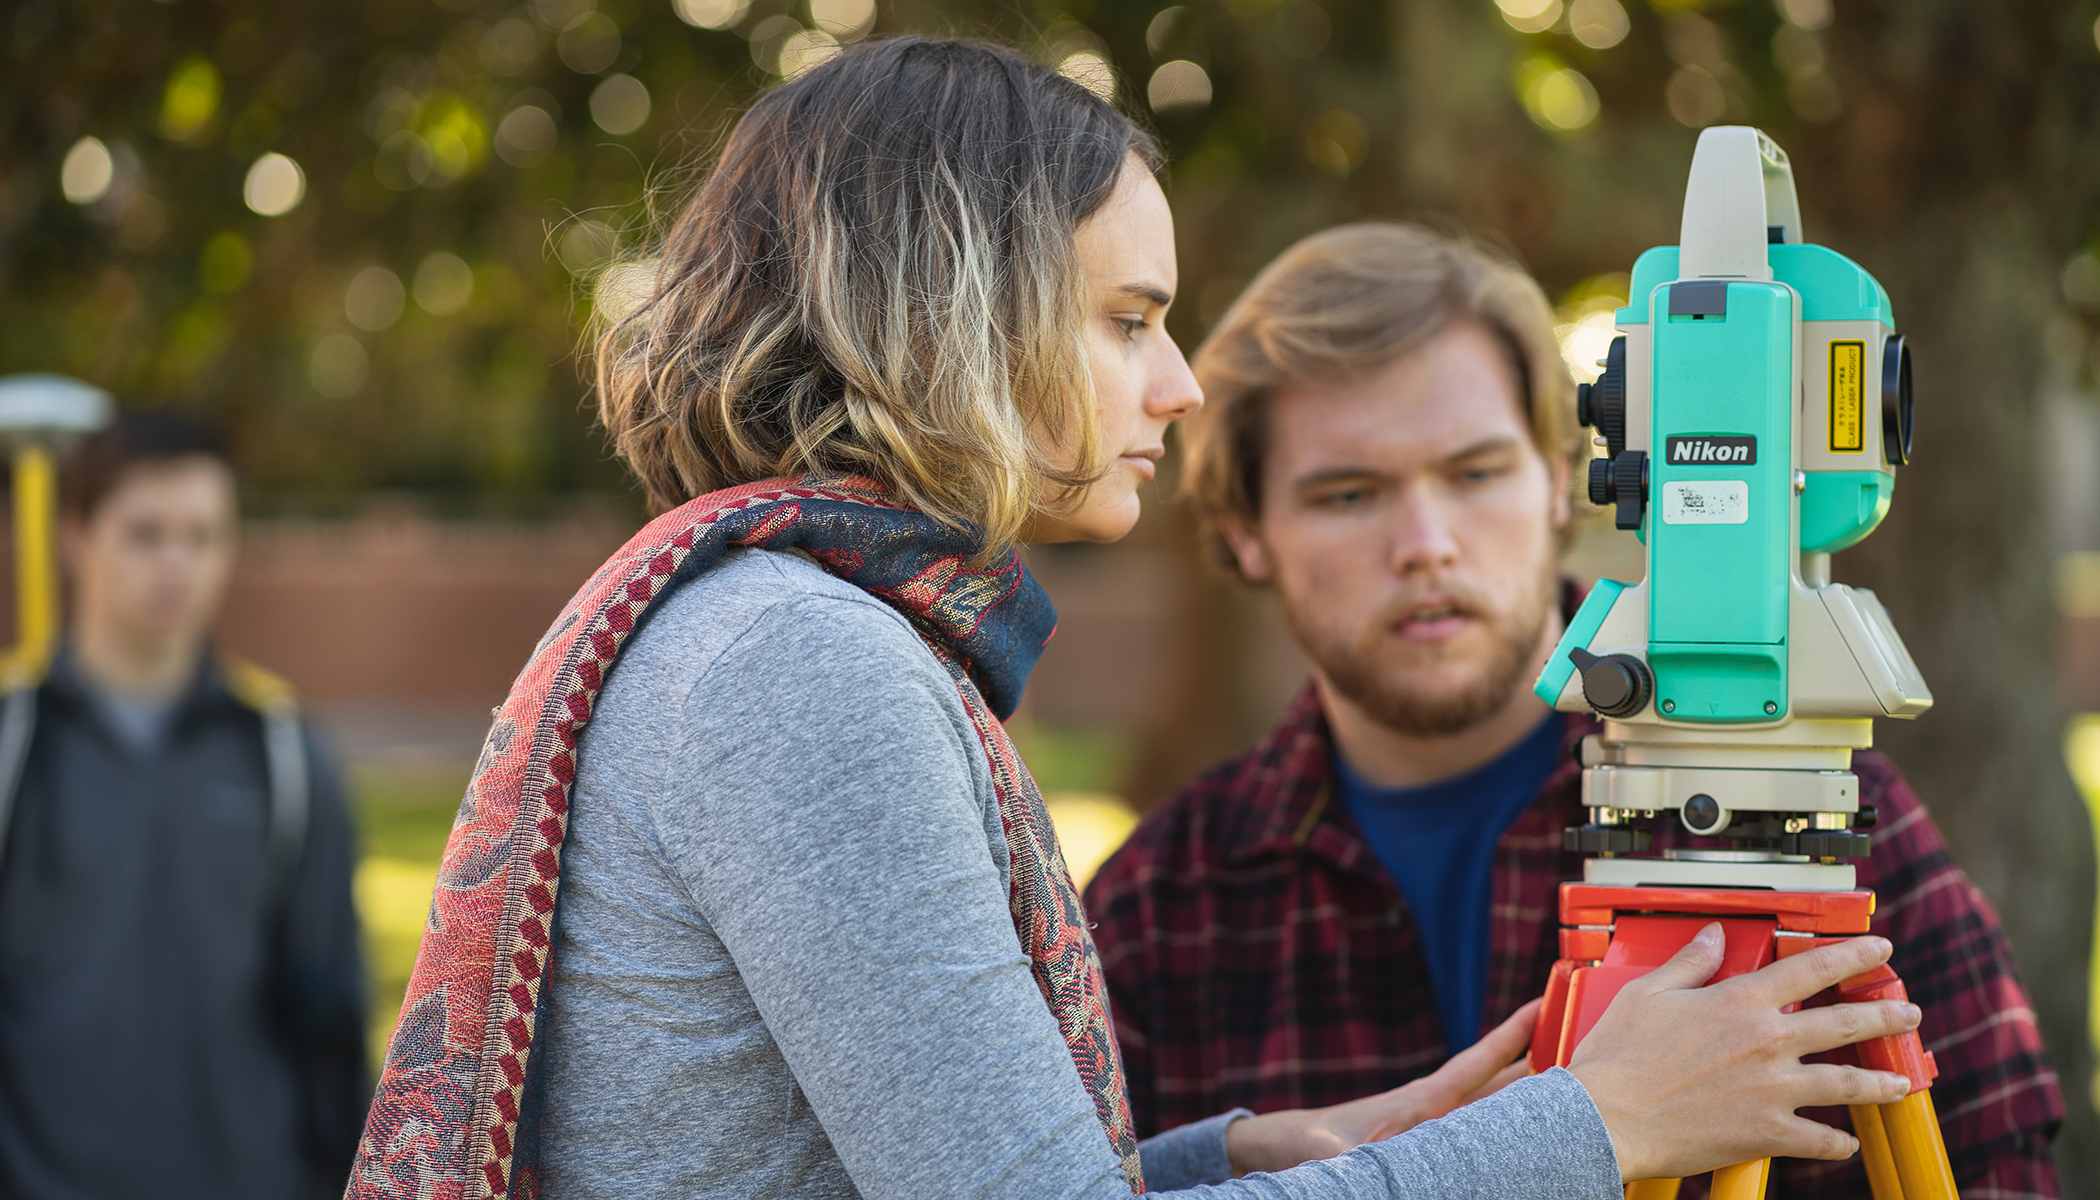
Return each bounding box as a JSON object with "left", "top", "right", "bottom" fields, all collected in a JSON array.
[{"left": 1084, "top": 685, "right": 2063, "bottom": 1197}]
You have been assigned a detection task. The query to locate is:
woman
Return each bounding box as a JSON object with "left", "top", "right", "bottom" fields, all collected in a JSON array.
[{"left": 349, "top": 37, "right": 1921, "bottom": 1200}]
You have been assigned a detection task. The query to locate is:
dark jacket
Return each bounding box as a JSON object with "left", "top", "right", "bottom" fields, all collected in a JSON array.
[{"left": 0, "top": 650, "right": 366, "bottom": 1200}]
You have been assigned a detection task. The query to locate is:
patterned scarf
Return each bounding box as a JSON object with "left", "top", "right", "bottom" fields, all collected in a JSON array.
[{"left": 346, "top": 474, "right": 1144, "bottom": 1199}]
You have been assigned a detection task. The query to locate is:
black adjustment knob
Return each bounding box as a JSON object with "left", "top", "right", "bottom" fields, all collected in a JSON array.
[
  {"left": 1567, "top": 647, "right": 1652, "bottom": 718},
  {"left": 1576, "top": 381, "right": 1594, "bottom": 428},
  {"left": 1586, "top": 457, "right": 1613, "bottom": 507},
  {"left": 1563, "top": 824, "right": 1653, "bottom": 854},
  {"left": 1585, "top": 336, "right": 1628, "bottom": 458},
  {"left": 1682, "top": 793, "right": 1726, "bottom": 835},
  {"left": 1853, "top": 805, "right": 1879, "bottom": 830},
  {"left": 1610, "top": 450, "right": 1648, "bottom": 531}
]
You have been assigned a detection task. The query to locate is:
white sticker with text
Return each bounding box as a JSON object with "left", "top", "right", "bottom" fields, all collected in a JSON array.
[{"left": 1661, "top": 479, "right": 1749, "bottom": 525}]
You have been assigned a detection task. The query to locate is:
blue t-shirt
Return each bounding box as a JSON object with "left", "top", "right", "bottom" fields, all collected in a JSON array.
[{"left": 1334, "top": 714, "right": 1564, "bottom": 1053}]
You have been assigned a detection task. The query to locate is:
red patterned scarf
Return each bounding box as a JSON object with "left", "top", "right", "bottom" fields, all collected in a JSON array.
[{"left": 346, "top": 475, "right": 1144, "bottom": 1198}]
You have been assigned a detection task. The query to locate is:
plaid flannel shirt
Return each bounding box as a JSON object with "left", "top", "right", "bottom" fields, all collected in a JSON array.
[{"left": 1085, "top": 685, "right": 2063, "bottom": 1197}]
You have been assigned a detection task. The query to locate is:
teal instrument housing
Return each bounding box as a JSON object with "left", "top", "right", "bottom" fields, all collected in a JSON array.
[
  {"left": 1646, "top": 280, "right": 1795, "bottom": 723},
  {"left": 1617, "top": 245, "right": 1893, "bottom": 327},
  {"left": 1801, "top": 471, "right": 1894, "bottom": 555}
]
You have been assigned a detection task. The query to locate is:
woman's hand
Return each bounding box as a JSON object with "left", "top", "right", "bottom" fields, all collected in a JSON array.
[
  {"left": 1222, "top": 998, "right": 1541, "bottom": 1176},
  {"left": 1568, "top": 924, "right": 1921, "bottom": 1183}
]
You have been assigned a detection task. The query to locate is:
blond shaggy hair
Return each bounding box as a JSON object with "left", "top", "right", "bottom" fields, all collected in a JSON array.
[{"left": 1181, "top": 222, "right": 1578, "bottom": 576}]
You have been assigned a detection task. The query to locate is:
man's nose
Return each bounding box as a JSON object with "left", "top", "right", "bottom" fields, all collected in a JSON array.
[{"left": 1388, "top": 485, "right": 1460, "bottom": 575}]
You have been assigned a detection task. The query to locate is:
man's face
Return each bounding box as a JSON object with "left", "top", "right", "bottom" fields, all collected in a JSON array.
[
  {"left": 1224, "top": 322, "right": 1570, "bottom": 737},
  {"left": 66, "top": 457, "right": 239, "bottom": 653}
]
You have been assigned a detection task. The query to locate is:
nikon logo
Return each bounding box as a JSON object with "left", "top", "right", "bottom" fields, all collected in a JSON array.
[{"left": 1665, "top": 435, "right": 1757, "bottom": 466}]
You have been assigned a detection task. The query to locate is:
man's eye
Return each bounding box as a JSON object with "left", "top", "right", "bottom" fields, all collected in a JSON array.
[
  {"left": 1458, "top": 464, "right": 1509, "bottom": 485},
  {"left": 1317, "top": 487, "right": 1371, "bottom": 508}
]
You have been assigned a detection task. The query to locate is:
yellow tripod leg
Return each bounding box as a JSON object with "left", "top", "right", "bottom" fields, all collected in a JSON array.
[
  {"left": 1881, "top": 1090, "right": 1958, "bottom": 1200},
  {"left": 1709, "top": 1159, "right": 1769, "bottom": 1200},
  {"left": 1625, "top": 1180, "right": 1681, "bottom": 1200},
  {"left": 1850, "top": 1102, "right": 1907, "bottom": 1200}
]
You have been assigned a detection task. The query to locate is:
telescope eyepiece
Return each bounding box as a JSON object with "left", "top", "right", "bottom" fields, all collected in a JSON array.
[{"left": 1882, "top": 334, "right": 1913, "bottom": 466}]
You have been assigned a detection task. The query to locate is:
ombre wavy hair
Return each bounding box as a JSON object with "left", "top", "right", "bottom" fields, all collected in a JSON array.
[{"left": 595, "top": 37, "right": 1160, "bottom": 555}]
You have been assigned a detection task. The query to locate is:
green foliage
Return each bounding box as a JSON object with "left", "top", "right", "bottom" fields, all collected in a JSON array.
[{"left": 4, "top": 0, "right": 2093, "bottom": 499}]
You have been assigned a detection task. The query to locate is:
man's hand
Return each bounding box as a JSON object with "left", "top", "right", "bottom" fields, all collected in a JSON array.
[
  {"left": 1568, "top": 924, "right": 1920, "bottom": 1183},
  {"left": 1223, "top": 998, "right": 1541, "bottom": 1176}
]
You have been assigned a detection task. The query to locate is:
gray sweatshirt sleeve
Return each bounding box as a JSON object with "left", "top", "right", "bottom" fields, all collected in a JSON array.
[{"left": 672, "top": 593, "right": 1622, "bottom": 1200}]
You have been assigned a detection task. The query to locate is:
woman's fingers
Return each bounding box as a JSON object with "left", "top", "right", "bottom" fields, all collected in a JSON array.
[
  {"left": 1630, "top": 922, "right": 1727, "bottom": 994},
  {"left": 1733, "top": 936, "right": 1894, "bottom": 1008},
  {"left": 1785, "top": 1061, "right": 1914, "bottom": 1110},
  {"left": 1781, "top": 998, "right": 1922, "bottom": 1059}
]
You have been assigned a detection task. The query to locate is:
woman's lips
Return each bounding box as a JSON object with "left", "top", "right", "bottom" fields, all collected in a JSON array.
[{"left": 1120, "top": 454, "right": 1157, "bottom": 482}]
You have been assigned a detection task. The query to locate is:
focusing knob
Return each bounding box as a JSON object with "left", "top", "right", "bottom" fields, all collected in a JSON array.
[
  {"left": 1567, "top": 647, "right": 1653, "bottom": 718},
  {"left": 1586, "top": 457, "right": 1613, "bottom": 507},
  {"left": 1584, "top": 336, "right": 1628, "bottom": 458},
  {"left": 1610, "top": 450, "right": 1648, "bottom": 531}
]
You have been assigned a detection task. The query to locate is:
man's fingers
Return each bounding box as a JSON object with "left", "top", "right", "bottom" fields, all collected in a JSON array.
[
  {"left": 1783, "top": 999, "right": 1922, "bottom": 1058},
  {"left": 1426, "top": 998, "right": 1541, "bottom": 1096},
  {"left": 1460, "top": 1059, "right": 1533, "bottom": 1108},
  {"left": 1633, "top": 922, "right": 1726, "bottom": 993},
  {"left": 1736, "top": 936, "right": 1894, "bottom": 1007}
]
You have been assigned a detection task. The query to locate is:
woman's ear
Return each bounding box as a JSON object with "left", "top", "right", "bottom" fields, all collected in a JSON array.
[{"left": 1219, "top": 513, "right": 1274, "bottom": 584}]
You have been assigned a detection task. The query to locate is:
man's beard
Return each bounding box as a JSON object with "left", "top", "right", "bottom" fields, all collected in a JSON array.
[{"left": 1279, "top": 564, "right": 1556, "bottom": 739}]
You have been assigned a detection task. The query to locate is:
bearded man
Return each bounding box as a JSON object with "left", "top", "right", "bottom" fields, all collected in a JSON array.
[{"left": 1081, "top": 223, "right": 2064, "bottom": 1196}]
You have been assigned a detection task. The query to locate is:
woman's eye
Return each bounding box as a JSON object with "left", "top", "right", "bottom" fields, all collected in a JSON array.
[{"left": 1111, "top": 315, "right": 1148, "bottom": 339}]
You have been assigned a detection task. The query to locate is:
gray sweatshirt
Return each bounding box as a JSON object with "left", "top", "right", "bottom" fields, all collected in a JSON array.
[{"left": 536, "top": 547, "right": 1621, "bottom": 1199}]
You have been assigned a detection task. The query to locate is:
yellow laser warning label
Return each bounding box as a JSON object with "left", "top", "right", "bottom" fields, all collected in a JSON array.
[{"left": 1830, "top": 340, "right": 1865, "bottom": 452}]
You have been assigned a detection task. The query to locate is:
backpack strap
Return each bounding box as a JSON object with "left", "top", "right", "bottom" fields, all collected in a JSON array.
[
  {"left": 224, "top": 657, "right": 309, "bottom": 913},
  {"left": 0, "top": 677, "right": 42, "bottom": 869}
]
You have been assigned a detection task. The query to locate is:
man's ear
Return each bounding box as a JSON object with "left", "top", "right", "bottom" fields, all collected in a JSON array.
[
  {"left": 1218, "top": 512, "right": 1275, "bottom": 584},
  {"left": 1548, "top": 453, "right": 1574, "bottom": 532}
]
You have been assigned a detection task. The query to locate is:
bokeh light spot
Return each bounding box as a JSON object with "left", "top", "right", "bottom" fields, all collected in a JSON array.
[
  {"left": 1058, "top": 52, "right": 1116, "bottom": 101},
  {"left": 200, "top": 232, "right": 254, "bottom": 294},
  {"left": 779, "top": 29, "right": 841, "bottom": 79},
  {"left": 346, "top": 266, "right": 408, "bottom": 332},
  {"left": 558, "top": 11, "right": 622, "bottom": 73},
  {"left": 2064, "top": 252, "right": 2100, "bottom": 314},
  {"left": 1665, "top": 63, "right": 1726, "bottom": 127},
  {"left": 1776, "top": 0, "right": 1832, "bottom": 31},
  {"left": 496, "top": 105, "right": 559, "bottom": 168},
  {"left": 414, "top": 252, "right": 477, "bottom": 316},
  {"left": 1303, "top": 107, "right": 1368, "bottom": 176},
  {"left": 160, "top": 57, "right": 222, "bottom": 143},
  {"left": 590, "top": 75, "right": 652, "bottom": 134},
  {"left": 243, "top": 152, "right": 306, "bottom": 216},
  {"left": 1146, "top": 6, "right": 1186, "bottom": 57},
  {"left": 1496, "top": 0, "right": 1561, "bottom": 35},
  {"left": 810, "top": 0, "right": 876, "bottom": 41},
  {"left": 1148, "top": 60, "right": 1212, "bottom": 113},
  {"left": 674, "top": 0, "right": 752, "bottom": 29},
  {"left": 61, "top": 138, "right": 115, "bottom": 205},
  {"left": 1568, "top": 0, "right": 1628, "bottom": 50},
  {"left": 309, "top": 334, "right": 370, "bottom": 398},
  {"left": 1518, "top": 56, "right": 1599, "bottom": 132}
]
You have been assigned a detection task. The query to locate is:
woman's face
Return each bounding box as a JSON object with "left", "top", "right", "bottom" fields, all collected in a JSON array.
[{"left": 1031, "top": 158, "right": 1203, "bottom": 543}]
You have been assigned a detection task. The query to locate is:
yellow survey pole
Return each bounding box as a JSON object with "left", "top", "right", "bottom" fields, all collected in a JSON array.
[{"left": 9, "top": 442, "right": 56, "bottom": 683}]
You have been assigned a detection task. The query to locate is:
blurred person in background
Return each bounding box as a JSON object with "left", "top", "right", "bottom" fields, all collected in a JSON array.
[
  {"left": 0, "top": 412, "right": 365, "bottom": 1200},
  {"left": 1083, "top": 222, "right": 2063, "bottom": 1197}
]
